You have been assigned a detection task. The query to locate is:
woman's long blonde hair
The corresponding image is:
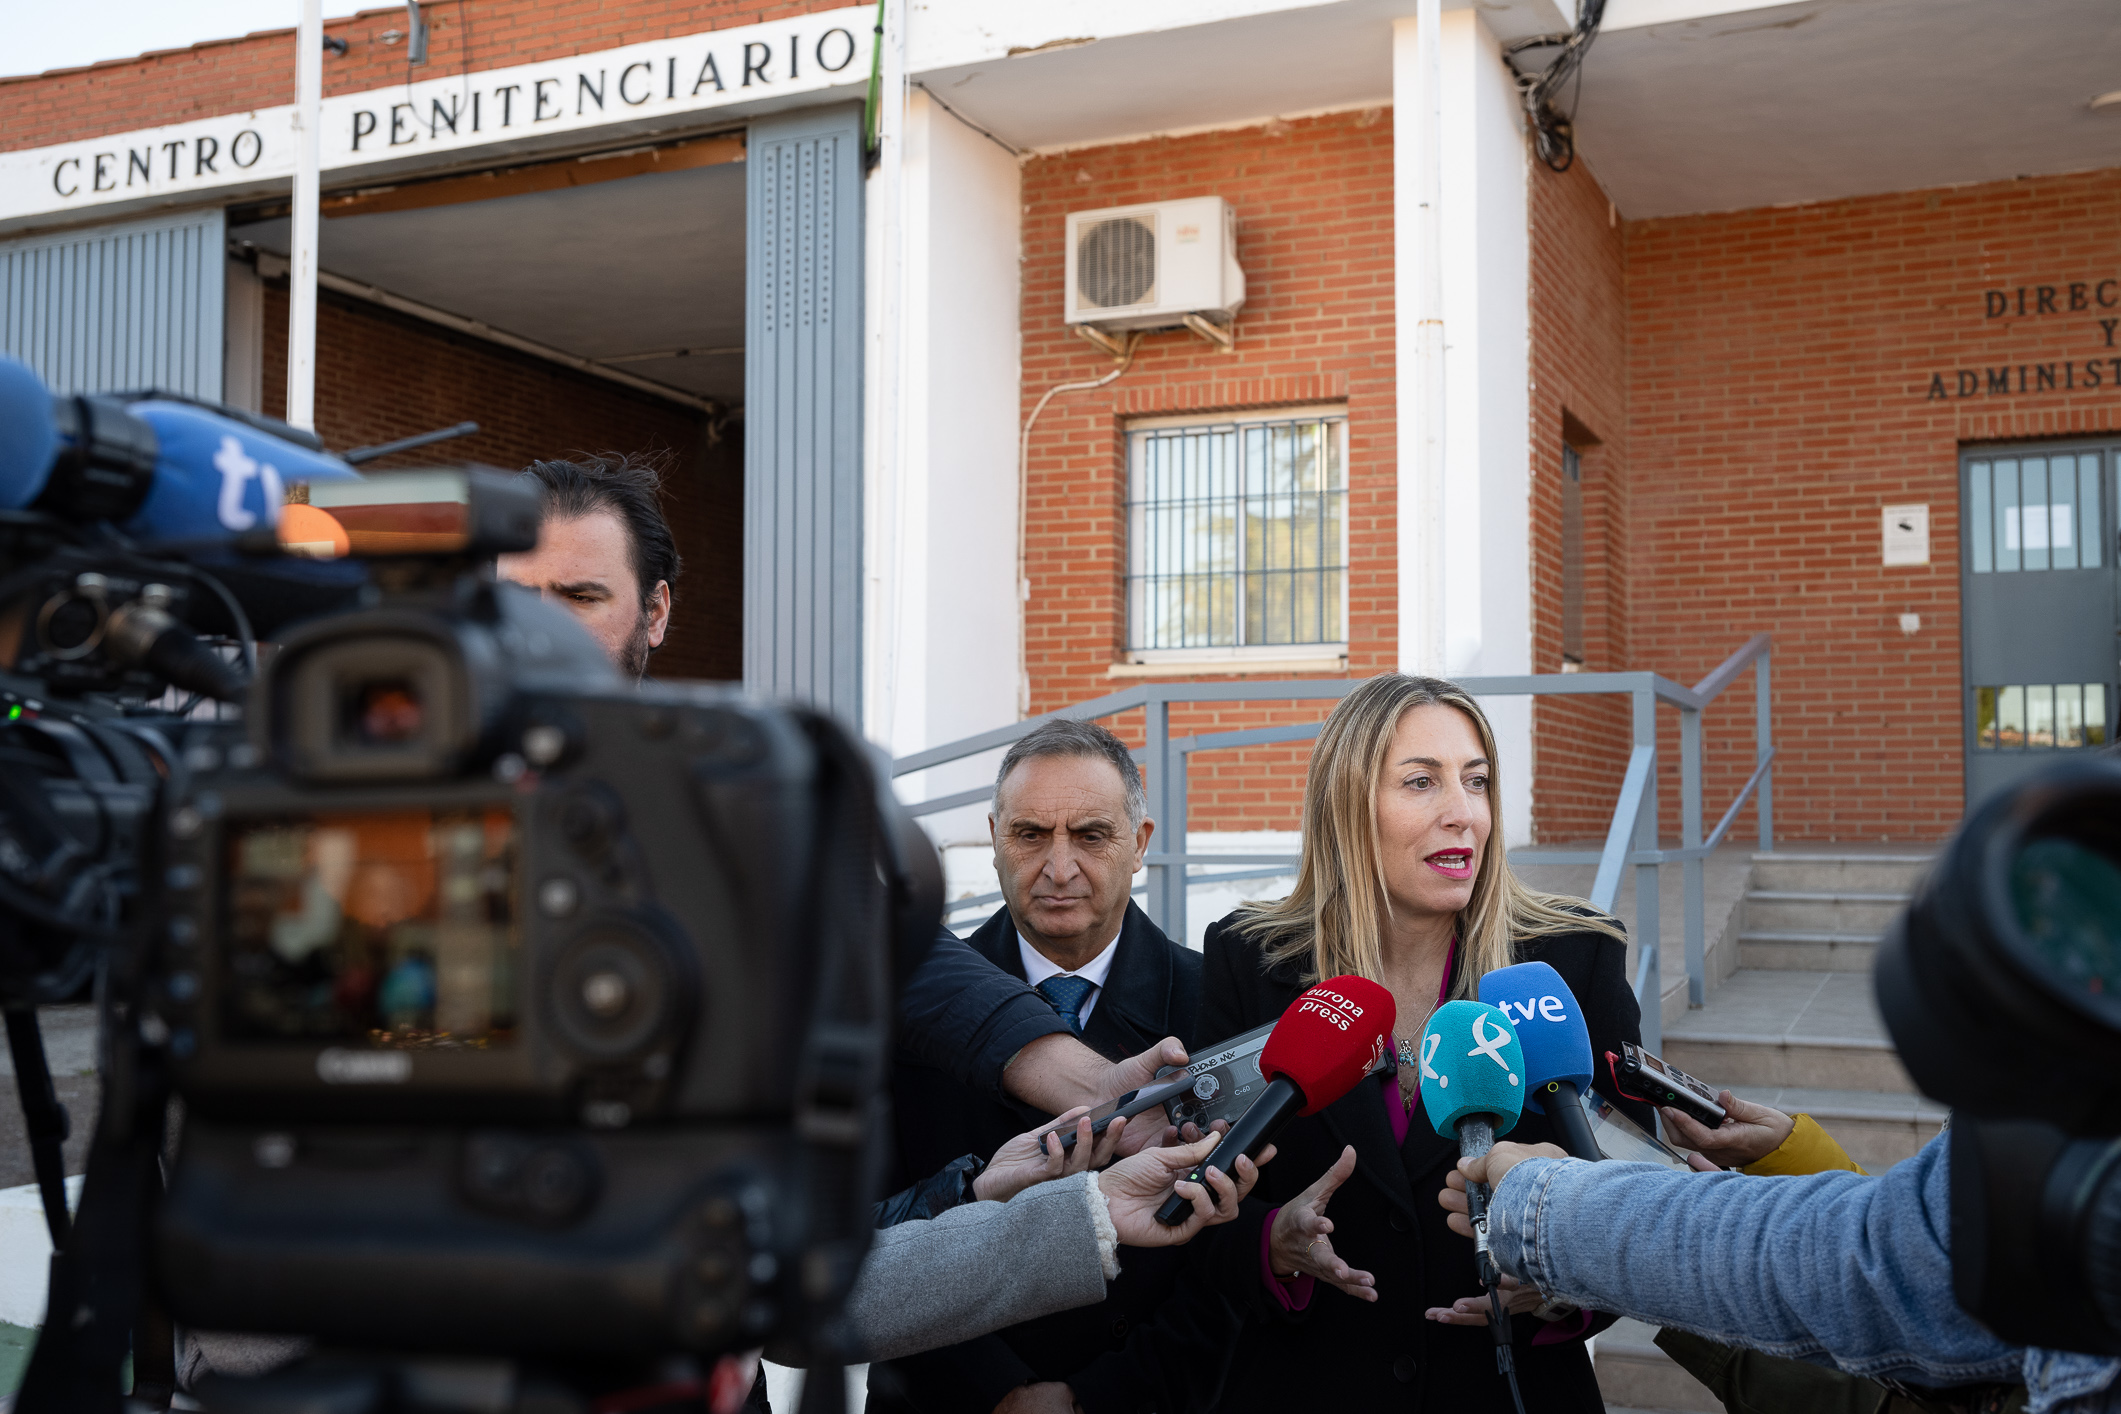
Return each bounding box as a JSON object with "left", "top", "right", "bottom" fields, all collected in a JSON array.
[{"left": 1238, "top": 674, "right": 1624, "bottom": 993}]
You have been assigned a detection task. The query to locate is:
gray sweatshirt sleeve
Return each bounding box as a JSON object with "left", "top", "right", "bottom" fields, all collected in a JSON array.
[{"left": 843, "top": 1171, "right": 1118, "bottom": 1363}]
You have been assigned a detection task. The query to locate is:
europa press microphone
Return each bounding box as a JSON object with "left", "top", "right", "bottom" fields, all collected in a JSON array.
[
  {"left": 1478, "top": 961, "right": 1601, "bottom": 1161},
  {"left": 1419, "top": 999, "right": 1530, "bottom": 1413},
  {"left": 1153, "top": 976, "right": 1395, "bottom": 1225}
]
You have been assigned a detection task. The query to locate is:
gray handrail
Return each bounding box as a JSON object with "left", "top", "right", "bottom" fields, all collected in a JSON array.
[
  {"left": 894, "top": 637, "right": 1772, "bottom": 1033},
  {"left": 1588, "top": 745, "right": 1657, "bottom": 915}
]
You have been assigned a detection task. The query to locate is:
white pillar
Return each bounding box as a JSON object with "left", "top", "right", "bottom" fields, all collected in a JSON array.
[
  {"left": 1396, "top": 10, "right": 1534, "bottom": 846},
  {"left": 1442, "top": 9, "right": 1534, "bottom": 846},
  {"left": 286, "top": 0, "right": 323, "bottom": 430},
  {"left": 1393, "top": 7, "right": 1445, "bottom": 678},
  {"left": 879, "top": 91, "right": 1023, "bottom": 890},
  {"left": 863, "top": 0, "right": 911, "bottom": 742}
]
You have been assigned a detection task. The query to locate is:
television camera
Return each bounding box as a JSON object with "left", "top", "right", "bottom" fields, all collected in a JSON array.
[{"left": 0, "top": 355, "right": 937, "bottom": 1413}]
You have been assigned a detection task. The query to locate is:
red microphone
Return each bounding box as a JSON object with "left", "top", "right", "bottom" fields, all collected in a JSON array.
[{"left": 1154, "top": 975, "right": 1395, "bottom": 1224}]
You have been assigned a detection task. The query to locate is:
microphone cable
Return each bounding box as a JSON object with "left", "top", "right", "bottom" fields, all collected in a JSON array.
[{"left": 1486, "top": 1282, "right": 1529, "bottom": 1414}]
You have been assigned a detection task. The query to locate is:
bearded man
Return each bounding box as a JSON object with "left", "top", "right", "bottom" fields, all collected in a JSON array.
[{"left": 497, "top": 454, "right": 677, "bottom": 680}]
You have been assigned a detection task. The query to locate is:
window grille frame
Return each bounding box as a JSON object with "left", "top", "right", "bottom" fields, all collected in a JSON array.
[{"left": 1122, "top": 405, "right": 1350, "bottom": 661}]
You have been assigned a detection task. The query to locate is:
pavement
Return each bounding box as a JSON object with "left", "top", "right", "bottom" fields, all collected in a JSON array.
[{"left": 0, "top": 1006, "right": 98, "bottom": 1192}]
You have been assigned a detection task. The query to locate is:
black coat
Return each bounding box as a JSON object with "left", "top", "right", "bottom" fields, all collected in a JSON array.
[
  {"left": 871, "top": 902, "right": 1234, "bottom": 1414},
  {"left": 1191, "top": 911, "right": 1652, "bottom": 1414},
  {"left": 897, "top": 927, "right": 1074, "bottom": 1100}
]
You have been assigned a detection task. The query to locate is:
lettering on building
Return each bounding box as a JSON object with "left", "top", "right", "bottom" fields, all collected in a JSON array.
[
  {"left": 1, "top": 5, "right": 870, "bottom": 224},
  {"left": 1924, "top": 278, "right": 2121, "bottom": 400}
]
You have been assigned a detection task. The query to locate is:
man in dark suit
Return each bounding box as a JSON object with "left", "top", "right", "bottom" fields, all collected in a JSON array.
[{"left": 872, "top": 718, "right": 1235, "bottom": 1414}]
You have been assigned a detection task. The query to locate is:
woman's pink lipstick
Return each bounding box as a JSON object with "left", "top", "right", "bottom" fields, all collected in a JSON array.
[{"left": 1424, "top": 850, "right": 1473, "bottom": 879}]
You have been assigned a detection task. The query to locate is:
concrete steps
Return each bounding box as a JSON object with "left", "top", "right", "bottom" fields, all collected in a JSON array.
[
  {"left": 1662, "top": 968, "right": 1916, "bottom": 1093},
  {"left": 1594, "top": 1319, "right": 1719, "bottom": 1413},
  {"left": 1734, "top": 852, "right": 1931, "bottom": 975},
  {"left": 1595, "top": 849, "right": 1941, "bottom": 1413}
]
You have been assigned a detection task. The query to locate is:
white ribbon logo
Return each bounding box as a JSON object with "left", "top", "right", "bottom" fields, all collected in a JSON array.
[{"left": 1468, "top": 1012, "right": 1515, "bottom": 1070}]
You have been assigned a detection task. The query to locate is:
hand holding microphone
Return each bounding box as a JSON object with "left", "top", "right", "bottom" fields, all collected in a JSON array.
[
  {"left": 1100, "top": 1132, "right": 1266, "bottom": 1245},
  {"left": 1439, "top": 1140, "right": 1568, "bottom": 1238},
  {"left": 1418, "top": 1000, "right": 1527, "bottom": 1286},
  {"left": 1152, "top": 976, "right": 1395, "bottom": 1226},
  {"left": 1419, "top": 999, "right": 1532, "bottom": 1409}
]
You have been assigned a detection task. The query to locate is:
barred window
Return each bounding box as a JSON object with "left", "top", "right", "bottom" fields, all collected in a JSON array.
[{"left": 1125, "top": 410, "right": 1348, "bottom": 654}]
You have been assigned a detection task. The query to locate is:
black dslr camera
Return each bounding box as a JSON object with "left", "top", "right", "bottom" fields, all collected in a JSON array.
[
  {"left": 1875, "top": 756, "right": 2121, "bottom": 1356},
  {"left": 0, "top": 359, "right": 939, "bottom": 1412}
]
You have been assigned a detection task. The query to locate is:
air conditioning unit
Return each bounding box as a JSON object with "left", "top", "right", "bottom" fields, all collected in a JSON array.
[{"left": 1064, "top": 197, "right": 1244, "bottom": 338}]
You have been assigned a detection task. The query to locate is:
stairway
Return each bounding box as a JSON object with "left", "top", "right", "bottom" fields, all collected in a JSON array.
[{"left": 1593, "top": 850, "right": 1947, "bottom": 1413}]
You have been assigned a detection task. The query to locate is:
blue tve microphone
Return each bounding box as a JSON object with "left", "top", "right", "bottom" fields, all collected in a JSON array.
[
  {"left": 0, "top": 356, "right": 56, "bottom": 505},
  {"left": 1421, "top": 999, "right": 1530, "bottom": 1403},
  {"left": 1479, "top": 961, "right": 1601, "bottom": 1160},
  {"left": 0, "top": 355, "right": 357, "bottom": 539}
]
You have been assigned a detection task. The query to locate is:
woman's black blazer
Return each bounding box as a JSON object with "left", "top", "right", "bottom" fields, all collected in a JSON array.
[{"left": 1190, "top": 910, "right": 1652, "bottom": 1414}]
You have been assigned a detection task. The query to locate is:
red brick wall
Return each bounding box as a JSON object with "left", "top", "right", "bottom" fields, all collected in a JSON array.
[
  {"left": 1019, "top": 109, "right": 1397, "bottom": 833},
  {"left": 1625, "top": 167, "right": 2121, "bottom": 843},
  {"left": 0, "top": 0, "right": 849, "bottom": 153},
  {"left": 1527, "top": 155, "right": 1634, "bottom": 843},
  {"left": 261, "top": 283, "right": 741, "bottom": 678}
]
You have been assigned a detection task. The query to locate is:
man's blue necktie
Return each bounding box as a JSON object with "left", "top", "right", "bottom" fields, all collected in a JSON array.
[{"left": 1037, "top": 975, "right": 1095, "bottom": 1035}]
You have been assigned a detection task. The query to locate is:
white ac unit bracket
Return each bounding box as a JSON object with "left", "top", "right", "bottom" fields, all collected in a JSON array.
[
  {"left": 1181, "top": 313, "right": 1236, "bottom": 352},
  {"left": 1076, "top": 316, "right": 1235, "bottom": 360}
]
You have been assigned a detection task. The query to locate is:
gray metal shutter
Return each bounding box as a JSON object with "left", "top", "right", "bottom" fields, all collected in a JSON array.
[
  {"left": 0, "top": 208, "right": 226, "bottom": 399},
  {"left": 744, "top": 105, "right": 864, "bottom": 725}
]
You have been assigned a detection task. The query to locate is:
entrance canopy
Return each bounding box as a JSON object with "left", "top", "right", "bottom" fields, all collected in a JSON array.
[{"left": 232, "top": 142, "right": 745, "bottom": 410}]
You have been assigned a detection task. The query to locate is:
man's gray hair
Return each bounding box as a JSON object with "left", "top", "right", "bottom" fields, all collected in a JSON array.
[{"left": 993, "top": 718, "right": 1147, "bottom": 828}]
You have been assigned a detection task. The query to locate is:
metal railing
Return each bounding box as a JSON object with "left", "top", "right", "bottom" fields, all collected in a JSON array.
[{"left": 890, "top": 635, "right": 1774, "bottom": 1056}]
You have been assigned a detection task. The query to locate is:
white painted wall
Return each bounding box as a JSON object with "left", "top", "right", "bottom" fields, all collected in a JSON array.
[{"left": 872, "top": 90, "right": 1024, "bottom": 858}]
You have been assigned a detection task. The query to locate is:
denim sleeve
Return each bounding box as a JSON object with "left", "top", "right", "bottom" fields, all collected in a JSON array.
[
  {"left": 1482, "top": 1134, "right": 2030, "bottom": 1389},
  {"left": 897, "top": 928, "right": 1070, "bottom": 1099}
]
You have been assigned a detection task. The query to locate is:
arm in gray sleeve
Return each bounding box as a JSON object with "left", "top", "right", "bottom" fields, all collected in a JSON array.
[
  {"left": 1484, "top": 1138, "right": 2034, "bottom": 1390},
  {"left": 842, "top": 1171, "right": 1118, "bottom": 1363}
]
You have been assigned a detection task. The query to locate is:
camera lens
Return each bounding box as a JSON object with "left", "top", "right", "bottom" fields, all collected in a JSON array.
[
  {"left": 345, "top": 678, "right": 425, "bottom": 746},
  {"left": 2010, "top": 835, "right": 2121, "bottom": 1015},
  {"left": 38, "top": 591, "right": 105, "bottom": 658}
]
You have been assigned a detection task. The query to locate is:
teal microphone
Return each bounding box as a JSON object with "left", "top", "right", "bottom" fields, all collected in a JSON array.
[
  {"left": 1418, "top": 998, "right": 1526, "bottom": 1280},
  {"left": 1420, "top": 998, "right": 1530, "bottom": 1406},
  {"left": 1419, "top": 998, "right": 1527, "bottom": 1144}
]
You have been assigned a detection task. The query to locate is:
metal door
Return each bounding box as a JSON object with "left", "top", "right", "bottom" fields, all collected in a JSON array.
[
  {"left": 1961, "top": 445, "right": 2118, "bottom": 808},
  {"left": 743, "top": 104, "right": 864, "bottom": 725},
  {"left": 0, "top": 208, "right": 226, "bottom": 398}
]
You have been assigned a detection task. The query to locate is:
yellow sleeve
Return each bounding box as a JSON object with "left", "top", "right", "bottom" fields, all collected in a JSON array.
[{"left": 1742, "top": 1113, "right": 1866, "bottom": 1176}]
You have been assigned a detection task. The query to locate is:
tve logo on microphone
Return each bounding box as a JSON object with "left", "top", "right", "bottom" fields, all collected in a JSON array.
[
  {"left": 212, "top": 435, "right": 285, "bottom": 531},
  {"left": 1494, "top": 994, "right": 1569, "bottom": 1026}
]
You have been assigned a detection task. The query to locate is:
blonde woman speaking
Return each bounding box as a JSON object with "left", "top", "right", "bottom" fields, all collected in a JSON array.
[{"left": 1193, "top": 674, "right": 1652, "bottom": 1413}]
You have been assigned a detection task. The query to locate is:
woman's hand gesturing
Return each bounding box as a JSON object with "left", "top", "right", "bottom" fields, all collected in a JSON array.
[{"left": 1267, "top": 1145, "right": 1376, "bottom": 1302}]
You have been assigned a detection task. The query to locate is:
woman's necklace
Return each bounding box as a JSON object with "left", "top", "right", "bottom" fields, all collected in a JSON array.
[{"left": 1394, "top": 1000, "right": 1438, "bottom": 1101}]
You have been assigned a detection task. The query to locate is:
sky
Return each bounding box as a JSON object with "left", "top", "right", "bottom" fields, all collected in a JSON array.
[{"left": 2, "top": 0, "right": 371, "bottom": 80}]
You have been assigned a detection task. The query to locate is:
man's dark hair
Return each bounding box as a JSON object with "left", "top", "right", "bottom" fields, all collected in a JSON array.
[
  {"left": 993, "top": 718, "right": 1147, "bottom": 828},
  {"left": 519, "top": 453, "right": 682, "bottom": 608}
]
